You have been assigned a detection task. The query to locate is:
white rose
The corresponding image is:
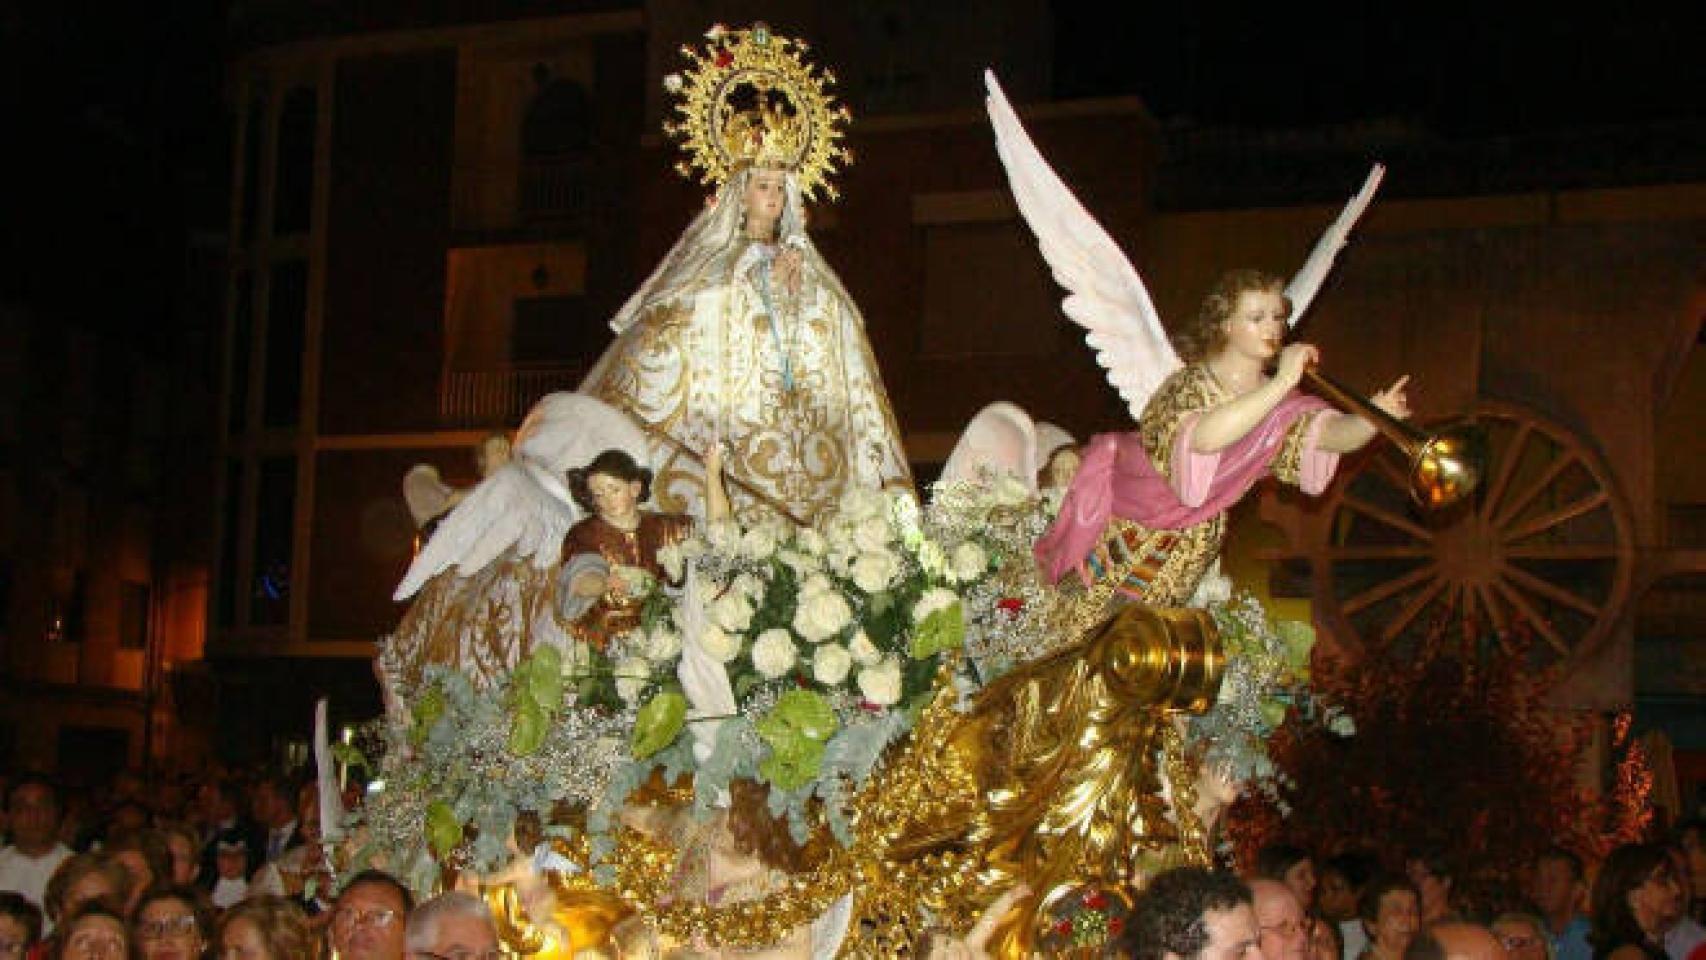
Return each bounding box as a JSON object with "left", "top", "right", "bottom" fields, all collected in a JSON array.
[
  {"left": 750, "top": 628, "right": 798, "bottom": 679},
  {"left": 793, "top": 589, "right": 852, "bottom": 643},
  {"left": 856, "top": 657, "right": 903, "bottom": 706},
  {"left": 915, "top": 540, "right": 948, "bottom": 578},
  {"left": 698, "top": 624, "right": 742, "bottom": 664},
  {"left": 614, "top": 657, "right": 651, "bottom": 704},
  {"left": 949, "top": 541, "right": 988, "bottom": 582},
  {"left": 847, "top": 629, "right": 882, "bottom": 666},
  {"left": 645, "top": 626, "right": 682, "bottom": 662},
  {"left": 705, "top": 518, "right": 742, "bottom": 553},
  {"left": 993, "top": 474, "right": 1031, "bottom": 507},
  {"left": 839, "top": 487, "right": 887, "bottom": 522},
  {"left": 799, "top": 573, "right": 833, "bottom": 599},
  {"left": 822, "top": 516, "right": 856, "bottom": 553},
  {"left": 711, "top": 591, "right": 754, "bottom": 632},
  {"left": 853, "top": 514, "right": 892, "bottom": 553},
  {"left": 776, "top": 549, "right": 821, "bottom": 578},
  {"left": 812, "top": 644, "right": 853, "bottom": 686},
  {"left": 912, "top": 587, "right": 959, "bottom": 625},
  {"left": 851, "top": 551, "right": 899, "bottom": 593},
  {"left": 794, "top": 528, "right": 827, "bottom": 556},
  {"left": 741, "top": 523, "right": 782, "bottom": 561}
]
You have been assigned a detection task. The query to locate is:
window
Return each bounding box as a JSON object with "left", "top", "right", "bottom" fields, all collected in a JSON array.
[{"left": 119, "top": 581, "right": 150, "bottom": 650}]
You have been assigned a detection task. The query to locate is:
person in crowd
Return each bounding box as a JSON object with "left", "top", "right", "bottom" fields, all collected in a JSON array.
[
  {"left": 1253, "top": 877, "right": 1312, "bottom": 960},
  {"left": 217, "top": 896, "right": 312, "bottom": 960},
  {"left": 47, "top": 906, "right": 128, "bottom": 960},
  {"left": 1529, "top": 847, "right": 1592, "bottom": 960},
  {"left": 1119, "top": 866, "right": 1260, "bottom": 960},
  {"left": 327, "top": 870, "right": 413, "bottom": 960},
  {"left": 403, "top": 892, "right": 500, "bottom": 960},
  {"left": 1589, "top": 843, "right": 1686, "bottom": 960},
  {"left": 1677, "top": 821, "right": 1706, "bottom": 925},
  {"left": 248, "top": 780, "right": 299, "bottom": 869},
  {"left": 156, "top": 824, "right": 201, "bottom": 889},
  {"left": 0, "top": 893, "right": 43, "bottom": 960},
  {"left": 1409, "top": 922, "right": 1510, "bottom": 960},
  {"left": 1661, "top": 842, "right": 1705, "bottom": 960},
  {"left": 1407, "top": 850, "right": 1459, "bottom": 926},
  {"left": 251, "top": 788, "right": 329, "bottom": 908},
  {"left": 0, "top": 779, "right": 72, "bottom": 911},
  {"left": 1322, "top": 852, "right": 1379, "bottom": 960},
  {"left": 131, "top": 886, "right": 213, "bottom": 960},
  {"left": 102, "top": 830, "right": 171, "bottom": 916},
  {"left": 208, "top": 832, "right": 252, "bottom": 911},
  {"left": 1361, "top": 876, "right": 1423, "bottom": 960},
  {"left": 195, "top": 784, "right": 261, "bottom": 889},
  {"left": 1260, "top": 846, "right": 1321, "bottom": 916},
  {"left": 41, "top": 855, "right": 128, "bottom": 931},
  {"left": 1493, "top": 912, "right": 1554, "bottom": 960}
]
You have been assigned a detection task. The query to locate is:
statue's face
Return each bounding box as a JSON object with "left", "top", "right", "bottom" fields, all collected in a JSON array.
[
  {"left": 1218, "top": 289, "right": 1289, "bottom": 364},
  {"left": 742, "top": 169, "right": 787, "bottom": 230},
  {"left": 588, "top": 473, "right": 642, "bottom": 521}
]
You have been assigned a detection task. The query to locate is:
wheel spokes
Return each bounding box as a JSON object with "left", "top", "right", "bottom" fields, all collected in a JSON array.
[
  {"left": 1502, "top": 564, "right": 1601, "bottom": 618},
  {"left": 1502, "top": 490, "right": 1609, "bottom": 544},
  {"left": 1324, "top": 545, "right": 1434, "bottom": 560},
  {"left": 1478, "top": 423, "right": 1532, "bottom": 521},
  {"left": 1504, "top": 544, "right": 1619, "bottom": 559},
  {"left": 1491, "top": 578, "right": 1570, "bottom": 656},
  {"left": 1493, "top": 452, "right": 1580, "bottom": 531},
  {"left": 1381, "top": 575, "right": 1449, "bottom": 643},
  {"left": 1343, "top": 563, "right": 1439, "bottom": 615},
  {"left": 1342, "top": 494, "right": 1436, "bottom": 542}
]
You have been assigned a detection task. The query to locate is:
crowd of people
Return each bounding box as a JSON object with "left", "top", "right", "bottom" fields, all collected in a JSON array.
[{"left": 1, "top": 766, "right": 1704, "bottom": 958}]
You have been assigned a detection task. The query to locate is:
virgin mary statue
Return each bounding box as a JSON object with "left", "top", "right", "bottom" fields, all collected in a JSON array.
[{"left": 580, "top": 24, "right": 911, "bottom": 528}]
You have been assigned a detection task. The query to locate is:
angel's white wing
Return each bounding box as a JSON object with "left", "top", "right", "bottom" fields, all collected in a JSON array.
[
  {"left": 939, "top": 401, "right": 1039, "bottom": 491},
  {"left": 1284, "top": 164, "right": 1386, "bottom": 326},
  {"left": 986, "top": 70, "right": 1181, "bottom": 420},
  {"left": 401, "top": 464, "right": 456, "bottom": 529},
  {"left": 392, "top": 460, "right": 578, "bottom": 601}
]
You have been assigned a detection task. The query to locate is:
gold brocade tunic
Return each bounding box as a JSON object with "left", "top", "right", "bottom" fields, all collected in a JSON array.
[
  {"left": 561, "top": 512, "right": 692, "bottom": 648},
  {"left": 1081, "top": 363, "right": 1323, "bottom": 609}
]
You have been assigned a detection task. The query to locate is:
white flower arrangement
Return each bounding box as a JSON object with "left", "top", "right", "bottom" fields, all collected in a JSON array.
[
  {"left": 751, "top": 628, "right": 799, "bottom": 679},
  {"left": 856, "top": 656, "right": 903, "bottom": 706},
  {"left": 812, "top": 643, "right": 853, "bottom": 686}
]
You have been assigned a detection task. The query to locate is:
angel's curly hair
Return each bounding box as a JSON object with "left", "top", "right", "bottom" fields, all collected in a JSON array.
[
  {"left": 1173, "top": 269, "right": 1290, "bottom": 363},
  {"left": 567, "top": 449, "right": 653, "bottom": 514}
]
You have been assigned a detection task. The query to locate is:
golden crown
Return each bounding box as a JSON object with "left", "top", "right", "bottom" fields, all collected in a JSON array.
[{"left": 662, "top": 22, "right": 853, "bottom": 202}]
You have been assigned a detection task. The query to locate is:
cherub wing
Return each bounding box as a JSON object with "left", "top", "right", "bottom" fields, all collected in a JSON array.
[
  {"left": 401, "top": 464, "right": 456, "bottom": 529},
  {"left": 393, "top": 460, "right": 579, "bottom": 601},
  {"left": 985, "top": 70, "right": 1181, "bottom": 419},
  {"left": 939, "top": 401, "right": 1039, "bottom": 491},
  {"left": 1284, "top": 163, "right": 1386, "bottom": 326}
]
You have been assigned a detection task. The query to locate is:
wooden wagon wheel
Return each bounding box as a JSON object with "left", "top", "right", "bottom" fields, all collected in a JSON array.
[{"left": 1309, "top": 400, "right": 1634, "bottom": 664}]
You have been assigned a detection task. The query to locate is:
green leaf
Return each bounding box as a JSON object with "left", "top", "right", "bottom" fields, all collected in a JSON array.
[
  {"left": 754, "top": 690, "right": 838, "bottom": 791},
  {"left": 526, "top": 647, "right": 564, "bottom": 710},
  {"left": 1275, "top": 620, "right": 1316, "bottom": 671},
  {"left": 909, "top": 602, "right": 965, "bottom": 659},
  {"left": 410, "top": 685, "right": 446, "bottom": 746},
  {"left": 508, "top": 700, "right": 548, "bottom": 756},
  {"left": 425, "top": 801, "right": 463, "bottom": 856},
  {"left": 331, "top": 741, "right": 370, "bottom": 773},
  {"left": 632, "top": 692, "right": 688, "bottom": 759},
  {"left": 759, "top": 737, "right": 825, "bottom": 791}
]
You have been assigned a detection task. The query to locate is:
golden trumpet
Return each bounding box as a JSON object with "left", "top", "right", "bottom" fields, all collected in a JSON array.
[{"left": 1303, "top": 368, "right": 1487, "bottom": 509}]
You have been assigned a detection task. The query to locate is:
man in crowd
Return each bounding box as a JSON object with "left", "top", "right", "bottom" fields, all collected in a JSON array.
[
  {"left": 0, "top": 777, "right": 71, "bottom": 909},
  {"left": 252, "top": 777, "right": 301, "bottom": 867},
  {"left": 1252, "top": 877, "right": 1311, "bottom": 960},
  {"left": 329, "top": 869, "right": 414, "bottom": 960},
  {"left": 1528, "top": 847, "right": 1591, "bottom": 960},
  {"left": 404, "top": 891, "right": 501, "bottom": 960},
  {"left": 1407, "top": 921, "right": 1510, "bottom": 960},
  {"left": 1121, "top": 866, "right": 1261, "bottom": 960}
]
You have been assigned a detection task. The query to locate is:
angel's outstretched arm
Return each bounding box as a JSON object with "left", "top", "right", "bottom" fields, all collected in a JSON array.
[
  {"left": 1315, "top": 374, "right": 1410, "bottom": 452},
  {"left": 1190, "top": 344, "right": 1318, "bottom": 453}
]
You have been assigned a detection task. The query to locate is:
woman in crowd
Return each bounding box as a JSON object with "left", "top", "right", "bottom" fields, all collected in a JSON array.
[
  {"left": 47, "top": 906, "right": 127, "bottom": 960},
  {"left": 1589, "top": 843, "right": 1686, "bottom": 960},
  {"left": 1358, "top": 875, "right": 1421, "bottom": 960},
  {"left": 0, "top": 893, "right": 42, "bottom": 960},
  {"left": 40, "top": 855, "right": 128, "bottom": 932},
  {"left": 216, "top": 896, "right": 313, "bottom": 960},
  {"left": 131, "top": 886, "right": 213, "bottom": 960}
]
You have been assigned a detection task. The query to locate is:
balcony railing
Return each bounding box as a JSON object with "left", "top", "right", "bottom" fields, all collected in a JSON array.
[
  {"left": 518, "top": 153, "right": 592, "bottom": 226},
  {"left": 439, "top": 367, "right": 585, "bottom": 427}
]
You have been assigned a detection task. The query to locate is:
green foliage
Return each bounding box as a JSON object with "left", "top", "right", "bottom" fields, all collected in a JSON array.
[{"left": 632, "top": 692, "right": 688, "bottom": 759}]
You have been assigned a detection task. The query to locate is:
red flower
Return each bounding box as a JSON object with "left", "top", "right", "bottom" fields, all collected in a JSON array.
[
  {"left": 997, "top": 597, "right": 1024, "bottom": 618},
  {"left": 1053, "top": 918, "right": 1074, "bottom": 937},
  {"left": 1082, "top": 890, "right": 1109, "bottom": 911},
  {"left": 858, "top": 700, "right": 883, "bottom": 714},
  {"left": 1108, "top": 917, "right": 1124, "bottom": 935},
  {"left": 714, "top": 50, "right": 734, "bottom": 68}
]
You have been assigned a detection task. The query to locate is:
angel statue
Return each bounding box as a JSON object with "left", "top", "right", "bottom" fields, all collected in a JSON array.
[
  {"left": 580, "top": 24, "right": 911, "bottom": 530},
  {"left": 982, "top": 72, "right": 1410, "bottom": 623},
  {"left": 376, "top": 393, "right": 653, "bottom": 707}
]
